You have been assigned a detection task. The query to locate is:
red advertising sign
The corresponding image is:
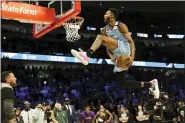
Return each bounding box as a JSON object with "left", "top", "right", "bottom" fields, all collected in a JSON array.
[{"left": 1, "top": 2, "right": 56, "bottom": 24}]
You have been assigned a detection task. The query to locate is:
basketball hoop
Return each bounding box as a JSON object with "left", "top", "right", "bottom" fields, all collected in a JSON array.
[{"left": 63, "top": 16, "right": 84, "bottom": 42}]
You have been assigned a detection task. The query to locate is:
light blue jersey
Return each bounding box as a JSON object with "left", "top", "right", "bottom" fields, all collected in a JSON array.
[{"left": 105, "top": 21, "right": 131, "bottom": 72}]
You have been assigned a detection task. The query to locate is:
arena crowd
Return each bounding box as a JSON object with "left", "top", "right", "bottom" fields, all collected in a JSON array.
[{"left": 2, "top": 62, "right": 185, "bottom": 123}]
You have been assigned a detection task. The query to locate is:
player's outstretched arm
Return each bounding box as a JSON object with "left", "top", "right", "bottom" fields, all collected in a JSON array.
[{"left": 119, "top": 23, "right": 136, "bottom": 61}]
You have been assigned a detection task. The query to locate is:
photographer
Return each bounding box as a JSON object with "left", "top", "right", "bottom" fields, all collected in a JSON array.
[
  {"left": 45, "top": 105, "right": 58, "bottom": 123},
  {"left": 152, "top": 104, "right": 164, "bottom": 123},
  {"left": 144, "top": 92, "right": 170, "bottom": 123}
]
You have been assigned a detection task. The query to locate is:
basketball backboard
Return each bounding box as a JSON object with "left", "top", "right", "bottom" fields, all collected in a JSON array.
[{"left": 33, "top": 0, "right": 81, "bottom": 38}]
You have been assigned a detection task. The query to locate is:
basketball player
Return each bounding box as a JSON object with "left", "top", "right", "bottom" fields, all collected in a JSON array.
[{"left": 71, "top": 8, "right": 160, "bottom": 99}]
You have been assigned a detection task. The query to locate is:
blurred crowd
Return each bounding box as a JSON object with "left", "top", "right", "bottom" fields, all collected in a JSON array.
[
  {"left": 2, "top": 62, "right": 185, "bottom": 123},
  {"left": 1, "top": 28, "right": 184, "bottom": 63}
]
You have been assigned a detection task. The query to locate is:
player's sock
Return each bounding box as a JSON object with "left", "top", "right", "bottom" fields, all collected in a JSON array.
[{"left": 86, "top": 49, "right": 94, "bottom": 57}]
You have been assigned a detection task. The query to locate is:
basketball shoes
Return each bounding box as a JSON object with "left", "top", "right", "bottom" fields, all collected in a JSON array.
[
  {"left": 71, "top": 49, "right": 89, "bottom": 65},
  {"left": 149, "top": 79, "right": 160, "bottom": 99}
]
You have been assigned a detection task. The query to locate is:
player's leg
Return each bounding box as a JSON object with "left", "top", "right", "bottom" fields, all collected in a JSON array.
[
  {"left": 116, "top": 71, "right": 160, "bottom": 99},
  {"left": 71, "top": 35, "right": 117, "bottom": 65},
  {"left": 89, "top": 34, "right": 118, "bottom": 53}
]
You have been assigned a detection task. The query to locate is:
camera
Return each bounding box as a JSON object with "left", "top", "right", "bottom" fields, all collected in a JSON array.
[
  {"left": 46, "top": 109, "right": 52, "bottom": 118},
  {"left": 156, "top": 101, "right": 161, "bottom": 107},
  {"left": 156, "top": 101, "right": 165, "bottom": 111}
]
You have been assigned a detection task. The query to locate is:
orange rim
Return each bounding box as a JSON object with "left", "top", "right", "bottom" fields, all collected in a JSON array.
[
  {"left": 64, "top": 16, "right": 84, "bottom": 25},
  {"left": 71, "top": 16, "right": 84, "bottom": 19}
]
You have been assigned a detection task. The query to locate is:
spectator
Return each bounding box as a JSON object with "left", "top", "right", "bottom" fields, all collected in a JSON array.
[
  {"left": 136, "top": 104, "right": 150, "bottom": 123},
  {"left": 1, "top": 71, "right": 17, "bottom": 123},
  {"left": 54, "top": 103, "right": 68, "bottom": 123},
  {"left": 96, "top": 111, "right": 108, "bottom": 123},
  {"left": 112, "top": 111, "right": 119, "bottom": 123},
  {"left": 63, "top": 98, "right": 76, "bottom": 123},
  {"left": 20, "top": 101, "right": 35, "bottom": 123},
  {"left": 119, "top": 107, "right": 129, "bottom": 123},
  {"left": 14, "top": 108, "right": 24, "bottom": 123},
  {"left": 95, "top": 105, "right": 113, "bottom": 123},
  {"left": 177, "top": 102, "right": 185, "bottom": 122},
  {"left": 80, "top": 106, "right": 95, "bottom": 123},
  {"left": 33, "top": 104, "right": 45, "bottom": 123}
]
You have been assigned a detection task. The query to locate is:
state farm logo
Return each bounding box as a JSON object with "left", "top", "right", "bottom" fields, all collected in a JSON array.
[{"left": 1, "top": 3, "right": 37, "bottom": 16}]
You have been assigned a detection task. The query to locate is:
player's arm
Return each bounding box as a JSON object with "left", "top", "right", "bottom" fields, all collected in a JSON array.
[
  {"left": 119, "top": 23, "right": 136, "bottom": 60},
  {"left": 101, "top": 27, "right": 115, "bottom": 63}
]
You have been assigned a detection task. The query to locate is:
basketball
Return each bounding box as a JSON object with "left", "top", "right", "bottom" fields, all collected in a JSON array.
[{"left": 115, "top": 54, "right": 133, "bottom": 70}]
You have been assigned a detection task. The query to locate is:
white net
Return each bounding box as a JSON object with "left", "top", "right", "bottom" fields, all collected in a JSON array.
[{"left": 63, "top": 16, "right": 84, "bottom": 42}]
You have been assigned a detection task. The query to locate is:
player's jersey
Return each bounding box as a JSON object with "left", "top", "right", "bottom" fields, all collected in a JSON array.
[
  {"left": 105, "top": 21, "right": 127, "bottom": 43},
  {"left": 105, "top": 21, "right": 131, "bottom": 72}
]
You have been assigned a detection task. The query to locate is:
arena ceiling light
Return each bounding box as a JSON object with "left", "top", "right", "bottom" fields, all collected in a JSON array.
[
  {"left": 154, "top": 34, "right": 162, "bottom": 38},
  {"left": 137, "top": 33, "right": 148, "bottom": 38},
  {"left": 87, "top": 26, "right": 96, "bottom": 31},
  {"left": 167, "top": 34, "right": 184, "bottom": 39}
]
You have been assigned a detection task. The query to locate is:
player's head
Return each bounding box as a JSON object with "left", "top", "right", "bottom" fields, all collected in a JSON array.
[
  {"left": 104, "top": 8, "right": 119, "bottom": 23},
  {"left": 1, "top": 71, "right": 16, "bottom": 87}
]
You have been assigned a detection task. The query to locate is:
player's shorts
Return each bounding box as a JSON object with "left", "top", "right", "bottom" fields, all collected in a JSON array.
[{"left": 111, "top": 40, "right": 131, "bottom": 73}]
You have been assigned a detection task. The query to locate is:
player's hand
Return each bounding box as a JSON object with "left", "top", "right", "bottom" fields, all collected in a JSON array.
[
  {"left": 129, "top": 55, "right": 134, "bottom": 65},
  {"left": 115, "top": 54, "right": 133, "bottom": 69}
]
